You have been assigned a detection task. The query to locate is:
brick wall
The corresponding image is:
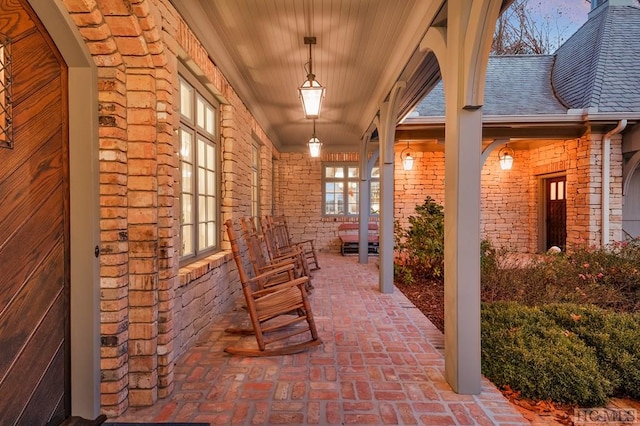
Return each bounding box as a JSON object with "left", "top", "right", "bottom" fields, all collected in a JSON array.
[{"left": 63, "top": 0, "right": 278, "bottom": 416}]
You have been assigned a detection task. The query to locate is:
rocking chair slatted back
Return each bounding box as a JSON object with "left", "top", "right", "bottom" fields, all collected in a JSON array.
[
  {"left": 269, "top": 215, "right": 320, "bottom": 271},
  {"left": 260, "top": 216, "right": 313, "bottom": 288},
  {"left": 241, "top": 216, "right": 314, "bottom": 290}
]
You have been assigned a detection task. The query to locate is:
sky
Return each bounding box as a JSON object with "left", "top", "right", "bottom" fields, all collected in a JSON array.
[{"left": 528, "top": 0, "right": 592, "bottom": 45}]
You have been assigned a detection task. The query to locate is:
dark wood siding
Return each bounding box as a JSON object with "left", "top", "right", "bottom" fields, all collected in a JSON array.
[{"left": 0, "top": 0, "right": 70, "bottom": 424}]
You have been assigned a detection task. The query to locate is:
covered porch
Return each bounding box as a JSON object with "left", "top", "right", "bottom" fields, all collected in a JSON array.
[{"left": 111, "top": 254, "right": 528, "bottom": 425}]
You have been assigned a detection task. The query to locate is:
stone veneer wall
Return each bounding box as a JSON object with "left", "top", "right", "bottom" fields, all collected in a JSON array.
[
  {"left": 277, "top": 137, "right": 623, "bottom": 254},
  {"left": 62, "top": 0, "right": 277, "bottom": 416}
]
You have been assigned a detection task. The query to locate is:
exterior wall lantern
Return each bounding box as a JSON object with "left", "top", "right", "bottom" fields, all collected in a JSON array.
[
  {"left": 308, "top": 119, "right": 321, "bottom": 158},
  {"left": 298, "top": 36, "right": 325, "bottom": 119},
  {"left": 499, "top": 145, "right": 514, "bottom": 170},
  {"left": 400, "top": 141, "right": 414, "bottom": 171}
]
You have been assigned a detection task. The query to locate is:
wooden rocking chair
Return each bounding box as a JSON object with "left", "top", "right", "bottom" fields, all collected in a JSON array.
[
  {"left": 268, "top": 215, "right": 320, "bottom": 271},
  {"left": 224, "top": 219, "right": 321, "bottom": 356}
]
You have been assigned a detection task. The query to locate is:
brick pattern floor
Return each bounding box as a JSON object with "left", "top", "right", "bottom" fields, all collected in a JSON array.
[{"left": 112, "top": 254, "right": 529, "bottom": 425}]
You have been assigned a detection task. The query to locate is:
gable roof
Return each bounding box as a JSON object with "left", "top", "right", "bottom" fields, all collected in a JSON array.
[{"left": 553, "top": 0, "right": 640, "bottom": 113}]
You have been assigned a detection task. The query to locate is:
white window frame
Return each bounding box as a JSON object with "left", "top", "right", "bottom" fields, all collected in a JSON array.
[
  {"left": 179, "top": 73, "right": 220, "bottom": 262},
  {"left": 322, "top": 163, "right": 379, "bottom": 216}
]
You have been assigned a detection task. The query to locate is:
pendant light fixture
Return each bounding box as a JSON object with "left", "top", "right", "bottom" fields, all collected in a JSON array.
[
  {"left": 400, "top": 141, "right": 414, "bottom": 171},
  {"left": 498, "top": 145, "right": 515, "bottom": 170},
  {"left": 308, "top": 119, "right": 322, "bottom": 158},
  {"left": 298, "top": 36, "right": 325, "bottom": 119}
]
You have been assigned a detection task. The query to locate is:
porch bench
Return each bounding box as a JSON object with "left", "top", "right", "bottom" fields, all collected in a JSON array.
[{"left": 338, "top": 222, "right": 379, "bottom": 256}]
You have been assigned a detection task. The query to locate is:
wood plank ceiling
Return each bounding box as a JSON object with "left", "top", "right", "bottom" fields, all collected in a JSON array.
[{"left": 171, "top": 0, "right": 443, "bottom": 152}]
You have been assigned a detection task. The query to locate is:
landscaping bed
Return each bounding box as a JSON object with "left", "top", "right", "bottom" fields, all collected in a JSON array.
[{"left": 394, "top": 198, "right": 640, "bottom": 422}]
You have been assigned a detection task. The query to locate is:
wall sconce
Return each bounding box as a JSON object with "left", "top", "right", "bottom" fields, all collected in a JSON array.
[
  {"left": 400, "top": 142, "right": 414, "bottom": 171},
  {"left": 308, "top": 119, "right": 322, "bottom": 158},
  {"left": 298, "top": 36, "right": 325, "bottom": 119},
  {"left": 498, "top": 145, "right": 514, "bottom": 170}
]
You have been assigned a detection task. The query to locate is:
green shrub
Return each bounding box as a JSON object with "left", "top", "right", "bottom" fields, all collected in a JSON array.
[
  {"left": 481, "top": 302, "right": 612, "bottom": 407},
  {"left": 481, "top": 239, "right": 640, "bottom": 313},
  {"left": 394, "top": 197, "right": 445, "bottom": 282},
  {"left": 541, "top": 304, "right": 640, "bottom": 400}
]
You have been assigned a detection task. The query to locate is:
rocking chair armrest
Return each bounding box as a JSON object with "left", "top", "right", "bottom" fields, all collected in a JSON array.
[
  {"left": 251, "top": 275, "right": 309, "bottom": 297},
  {"left": 270, "top": 248, "right": 303, "bottom": 262},
  {"left": 250, "top": 263, "right": 296, "bottom": 284},
  {"left": 294, "top": 238, "right": 315, "bottom": 246},
  {"left": 257, "top": 257, "right": 296, "bottom": 273}
]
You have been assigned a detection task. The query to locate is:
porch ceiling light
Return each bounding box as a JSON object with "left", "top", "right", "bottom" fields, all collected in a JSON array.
[
  {"left": 308, "top": 119, "right": 322, "bottom": 158},
  {"left": 400, "top": 141, "right": 414, "bottom": 171},
  {"left": 499, "top": 145, "right": 514, "bottom": 170},
  {"left": 299, "top": 36, "right": 325, "bottom": 119}
]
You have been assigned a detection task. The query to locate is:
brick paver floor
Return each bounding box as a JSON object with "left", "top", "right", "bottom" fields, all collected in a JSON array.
[{"left": 112, "top": 253, "right": 529, "bottom": 425}]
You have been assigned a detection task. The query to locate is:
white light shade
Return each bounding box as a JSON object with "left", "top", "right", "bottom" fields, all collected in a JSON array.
[
  {"left": 403, "top": 153, "right": 414, "bottom": 171},
  {"left": 308, "top": 136, "right": 321, "bottom": 158},
  {"left": 299, "top": 79, "right": 325, "bottom": 118},
  {"left": 499, "top": 152, "right": 514, "bottom": 170}
]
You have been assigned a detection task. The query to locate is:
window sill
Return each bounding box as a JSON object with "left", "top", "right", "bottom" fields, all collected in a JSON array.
[
  {"left": 321, "top": 216, "right": 379, "bottom": 222},
  {"left": 178, "top": 250, "right": 233, "bottom": 288}
]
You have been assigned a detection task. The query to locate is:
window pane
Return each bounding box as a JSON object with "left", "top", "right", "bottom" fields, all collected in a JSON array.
[
  {"left": 182, "top": 194, "right": 193, "bottom": 225},
  {"left": 207, "top": 196, "right": 215, "bottom": 221},
  {"left": 198, "top": 195, "right": 205, "bottom": 220},
  {"left": 180, "top": 130, "right": 193, "bottom": 162},
  {"left": 206, "top": 105, "right": 215, "bottom": 135},
  {"left": 348, "top": 167, "right": 359, "bottom": 178},
  {"left": 558, "top": 181, "right": 565, "bottom": 200},
  {"left": 325, "top": 167, "right": 336, "bottom": 178},
  {"left": 180, "top": 80, "right": 193, "bottom": 120},
  {"left": 371, "top": 181, "right": 380, "bottom": 214},
  {"left": 196, "top": 97, "right": 205, "bottom": 129},
  {"left": 198, "top": 167, "right": 205, "bottom": 194},
  {"left": 198, "top": 140, "right": 205, "bottom": 167},
  {"left": 371, "top": 167, "right": 380, "bottom": 178},
  {"left": 182, "top": 224, "right": 193, "bottom": 256},
  {"left": 347, "top": 181, "right": 359, "bottom": 215},
  {"left": 207, "top": 143, "right": 215, "bottom": 170},
  {"left": 207, "top": 222, "right": 215, "bottom": 247},
  {"left": 198, "top": 223, "right": 207, "bottom": 250},
  {"left": 182, "top": 164, "right": 193, "bottom": 193},
  {"left": 335, "top": 167, "right": 344, "bottom": 178},
  {"left": 550, "top": 182, "right": 557, "bottom": 201}
]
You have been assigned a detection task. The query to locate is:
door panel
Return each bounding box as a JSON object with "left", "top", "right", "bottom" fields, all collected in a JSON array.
[
  {"left": 546, "top": 176, "right": 567, "bottom": 250},
  {"left": 0, "top": 0, "right": 69, "bottom": 423}
]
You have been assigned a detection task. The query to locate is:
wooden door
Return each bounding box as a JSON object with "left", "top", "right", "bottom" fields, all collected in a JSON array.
[
  {"left": 545, "top": 176, "right": 567, "bottom": 250},
  {"left": 0, "top": 1, "right": 70, "bottom": 424}
]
